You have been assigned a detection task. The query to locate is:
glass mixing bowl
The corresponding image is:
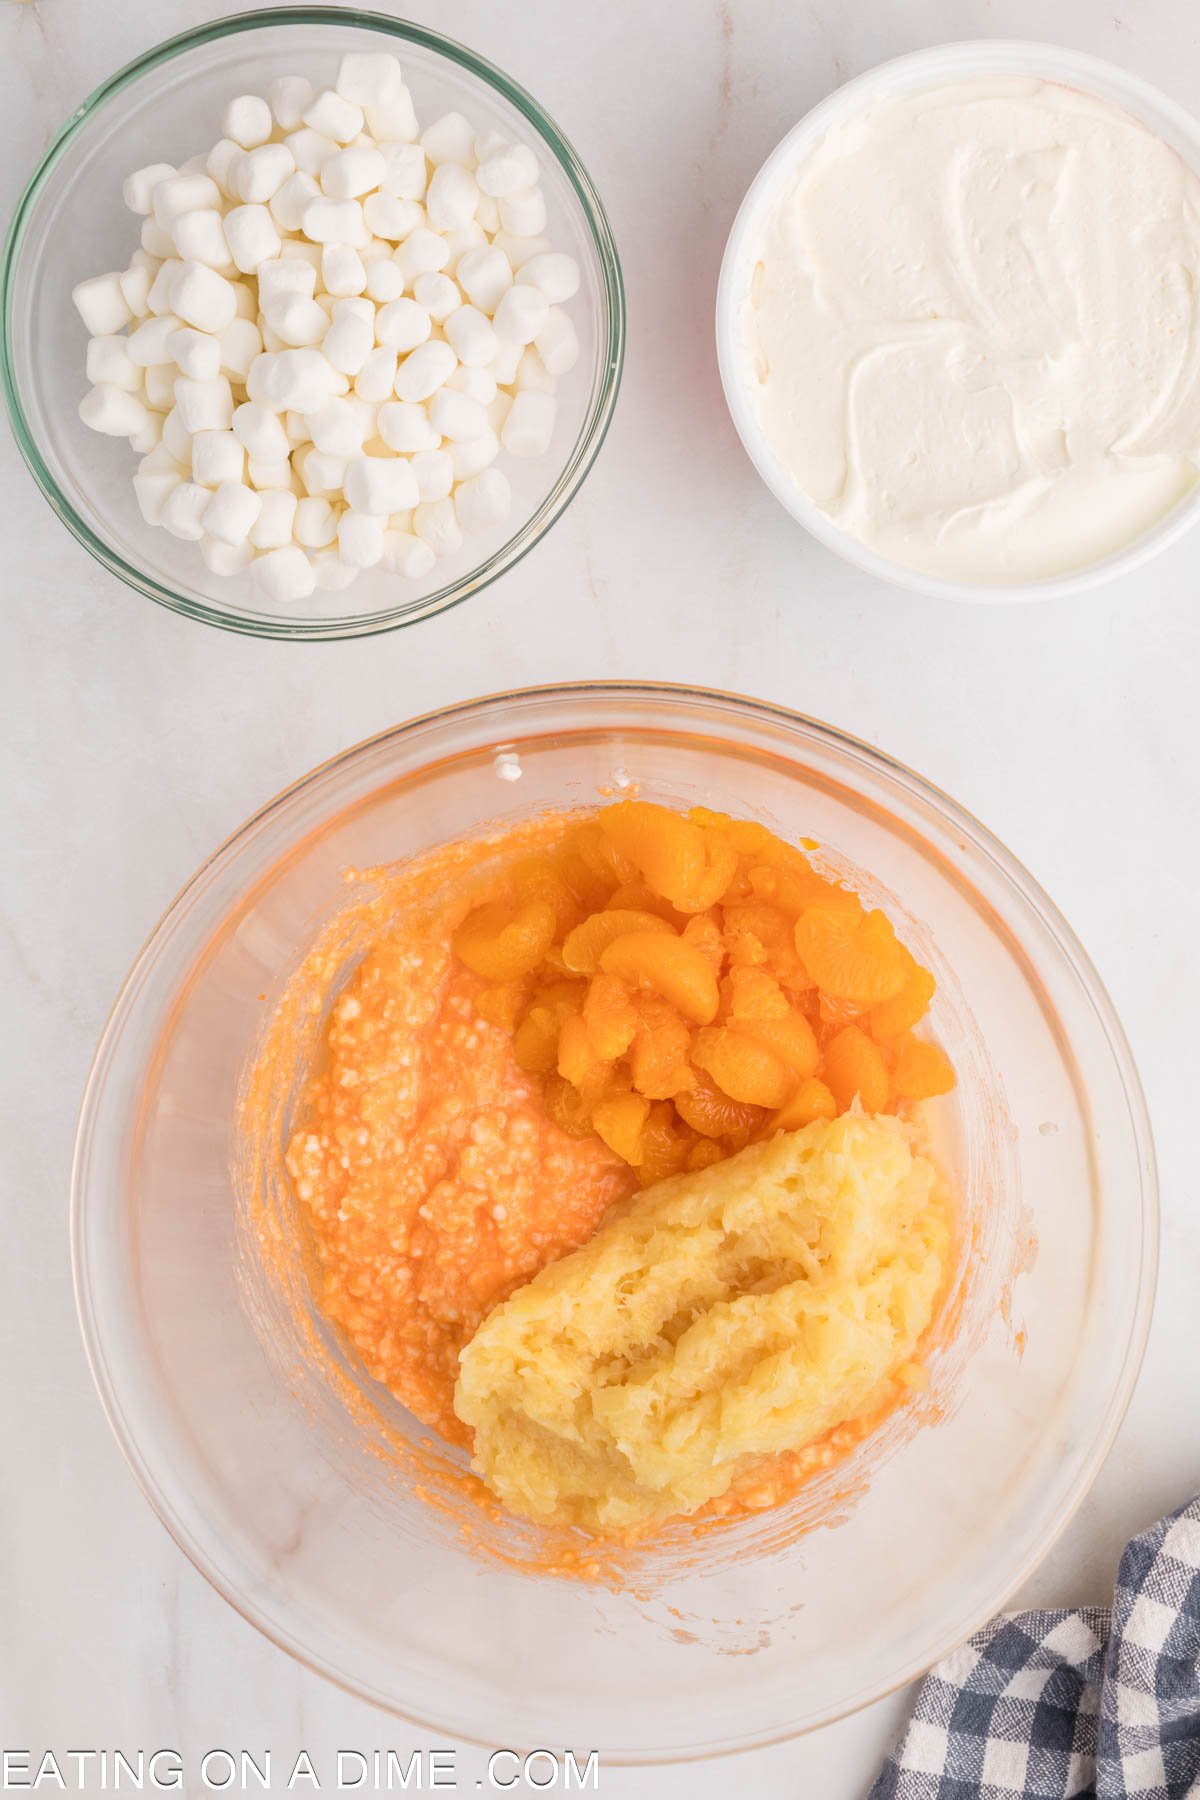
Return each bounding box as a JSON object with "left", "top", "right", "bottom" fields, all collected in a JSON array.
[
  {"left": 1, "top": 9, "right": 624, "bottom": 640},
  {"left": 71, "top": 685, "right": 1156, "bottom": 1762}
]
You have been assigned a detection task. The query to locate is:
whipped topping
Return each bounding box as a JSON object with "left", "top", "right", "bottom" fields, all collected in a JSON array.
[{"left": 742, "top": 76, "right": 1200, "bottom": 583}]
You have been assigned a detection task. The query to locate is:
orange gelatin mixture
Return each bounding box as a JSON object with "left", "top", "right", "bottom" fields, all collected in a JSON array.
[{"left": 452, "top": 801, "right": 954, "bottom": 1184}]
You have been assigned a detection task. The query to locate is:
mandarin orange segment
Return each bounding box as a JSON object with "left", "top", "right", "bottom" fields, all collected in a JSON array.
[
  {"left": 769, "top": 1077, "right": 839, "bottom": 1131},
  {"left": 604, "top": 882, "right": 689, "bottom": 927},
  {"left": 723, "top": 965, "right": 790, "bottom": 1021},
  {"left": 453, "top": 899, "right": 557, "bottom": 982},
  {"left": 823, "top": 1026, "right": 890, "bottom": 1114},
  {"left": 890, "top": 1038, "right": 956, "bottom": 1102},
  {"left": 636, "top": 1102, "right": 695, "bottom": 1186},
  {"left": 628, "top": 996, "right": 694, "bottom": 1099},
  {"left": 599, "top": 801, "right": 707, "bottom": 907},
  {"left": 561, "top": 907, "right": 674, "bottom": 974},
  {"left": 556, "top": 1014, "right": 614, "bottom": 1095},
  {"left": 691, "top": 1025, "right": 793, "bottom": 1109},
  {"left": 870, "top": 956, "right": 936, "bottom": 1038},
  {"left": 599, "top": 931, "right": 720, "bottom": 1025},
  {"left": 583, "top": 972, "right": 639, "bottom": 1059},
  {"left": 673, "top": 831, "right": 740, "bottom": 913},
  {"left": 736, "top": 1011, "right": 820, "bottom": 1081},
  {"left": 474, "top": 981, "right": 528, "bottom": 1033},
  {"left": 687, "top": 1138, "right": 726, "bottom": 1172},
  {"left": 675, "top": 1072, "right": 764, "bottom": 1141},
  {"left": 512, "top": 1004, "right": 561, "bottom": 1074},
  {"left": 794, "top": 906, "right": 907, "bottom": 1004},
  {"left": 591, "top": 1093, "right": 651, "bottom": 1166}
]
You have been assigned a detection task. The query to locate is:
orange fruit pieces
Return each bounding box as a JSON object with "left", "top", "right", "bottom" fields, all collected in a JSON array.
[
  {"left": 823, "top": 1026, "right": 890, "bottom": 1113},
  {"left": 583, "top": 973, "right": 639, "bottom": 1059},
  {"left": 599, "top": 931, "right": 720, "bottom": 1025},
  {"left": 599, "top": 801, "right": 708, "bottom": 908},
  {"left": 453, "top": 899, "right": 557, "bottom": 982},
  {"left": 769, "top": 1077, "right": 838, "bottom": 1131},
  {"left": 628, "top": 996, "right": 694, "bottom": 1099},
  {"left": 890, "top": 1038, "right": 956, "bottom": 1102},
  {"left": 794, "top": 906, "right": 907, "bottom": 1005},
  {"left": 691, "top": 1025, "right": 793, "bottom": 1109},
  {"left": 870, "top": 955, "right": 936, "bottom": 1038},
  {"left": 675, "top": 1071, "right": 764, "bottom": 1140},
  {"left": 561, "top": 907, "right": 674, "bottom": 974},
  {"left": 591, "top": 1093, "right": 651, "bottom": 1165}
]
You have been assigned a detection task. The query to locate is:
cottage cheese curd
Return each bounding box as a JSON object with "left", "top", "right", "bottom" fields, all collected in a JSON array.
[{"left": 743, "top": 76, "right": 1200, "bottom": 583}]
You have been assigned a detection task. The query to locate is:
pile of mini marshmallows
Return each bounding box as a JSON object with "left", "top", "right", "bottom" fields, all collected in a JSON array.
[{"left": 72, "top": 52, "right": 581, "bottom": 604}]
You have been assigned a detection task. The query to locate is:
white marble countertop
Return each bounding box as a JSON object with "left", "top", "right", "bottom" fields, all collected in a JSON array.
[{"left": 3, "top": 0, "right": 1198, "bottom": 1792}]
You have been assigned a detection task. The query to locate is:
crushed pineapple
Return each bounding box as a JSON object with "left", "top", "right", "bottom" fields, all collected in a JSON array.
[{"left": 455, "top": 1113, "right": 950, "bottom": 1534}]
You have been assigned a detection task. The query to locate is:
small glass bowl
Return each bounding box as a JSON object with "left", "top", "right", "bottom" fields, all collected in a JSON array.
[
  {"left": 1, "top": 8, "right": 624, "bottom": 640},
  {"left": 716, "top": 41, "right": 1200, "bottom": 602},
  {"left": 71, "top": 683, "right": 1157, "bottom": 1761}
]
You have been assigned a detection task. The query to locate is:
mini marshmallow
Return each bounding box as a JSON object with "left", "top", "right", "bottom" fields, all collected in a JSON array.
[
  {"left": 130, "top": 412, "right": 165, "bottom": 455},
  {"left": 394, "top": 338, "right": 457, "bottom": 403},
  {"left": 269, "top": 75, "right": 315, "bottom": 132},
  {"left": 306, "top": 397, "right": 365, "bottom": 457},
  {"left": 521, "top": 252, "right": 581, "bottom": 304},
  {"left": 493, "top": 282, "right": 549, "bottom": 346},
  {"left": 490, "top": 389, "right": 516, "bottom": 433},
  {"left": 86, "top": 335, "right": 142, "bottom": 394},
  {"left": 428, "top": 385, "right": 488, "bottom": 443},
  {"left": 375, "top": 296, "right": 431, "bottom": 353},
  {"left": 501, "top": 388, "right": 556, "bottom": 457},
  {"left": 449, "top": 426, "right": 500, "bottom": 480},
  {"left": 123, "top": 162, "right": 177, "bottom": 215},
  {"left": 267, "top": 292, "right": 329, "bottom": 347},
  {"left": 421, "top": 112, "right": 476, "bottom": 167},
  {"left": 354, "top": 345, "right": 399, "bottom": 402},
  {"left": 167, "top": 326, "right": 223, "bottom": 379},
  {"left": 321, "top": 144, "right": 386, "bottom": 199},
  {"left": 144, "top": 363, "right": 178, "bottom": 410},
  {"left": 133, "top": 464, "right": 182, "bottom": 525},
  {"left": 232, "top": 278, "right": 260, "bottom": 318},
  {"left": 380, "top": 142, "right": 427, "bottom": 200},
  {"left": 78, "top": 384, "right": 148, "bottom": 437},
  {"left": 174, "top": 375, "right": 234, "bottom": 433},
  {"left": 127, "top": 313, "right": 183, "bottom": 366},
  {"left": 285, "top": 127, "right": 339, "bottom": 176},
  {"left": 322, "top": 243, "right": 367, "bottom": 297},
  {"left": 447, "top": 363, "right": 497, "bottom": 405},
  {"left": 298, "top": 448, "right": 347, "bottom": 495},
  {"left": 454, "top": 466, "right": 512, "bottom": 533},
  {"left": 320, "top": 298, "right": 374, "bottom": 377},
  {"left": 119, "top": 258, "right": 156, "bottom": 319},
  {"left": 200, "top": 537, "right": 256, "bottom": 577},
  {"left": 336, "top": 52, "right": 403, "bottom": 107},
  {"left": 250, "top": 488, "right": 298, "bottom": 548},
  {"left": 487, "top": 338, "right": 524, "bottom": 386},
  {"left": 413, "top": 496, "right": 463, "bottom": 557},
  {"left": 344, "top": 452, "right": 419, "bottom": 515},
  {"left": 233, "top": 401, "right": 291, "bottom": 462},
  {"left": 252, "top": 348, "right": 340, "bottom": 413},
  {"left": 535, "top": 306, "right": 579, "bottom": 375},
  {"left": 411, "top": 271, "right": 460, "bottom": 322},
  {"left": 178, "top": 154, "right": 211, "bottom": 178},
  {"left": 302, "top": 88, "right": 364, "bottom": 145},
  {"left": 363, "top": 193, "right": 424, "bottom": 241},
  {"left": 476, "top": 194, "right": 500, "bottom": 235},
  {"left": 301, "top": 196, "right": 369, "bottom": 246},
  {"left": 294, "top": 495, "right": 339, "bottom": 547},
  {"left": 393, "top": 231, "right": 449, "bottom": 288},
  {"left": 153, "top": 174, "right": 221, "bottom": 231},
  {"left": 234, "top": 143, "right": 296, "bottom": 205},
  {"left": 161, "top": 405, "right": 194, "bottom": 464},
  {"left": 456, "top": 245, "right": 512, "bottom": 314},
  {"left": 171, "top": 261, "right": 239, "bottom": 331},
  {"left": 410, "top": 447, "right": 454, "bottom": 503},
  {"left": 248, "top": 457, "right": 294, "bottom": 490},
  {"left": 312, "top": 549, "right": 360, "bottom": 590},
  {"left": 141, "top": 217, "right": 175, "bottom": 259},
  {"left": 382, "top": 529, "right": 436, "bottom": 579},
  {"left": 270, "top": 170, "right": 321, "bottom": 232},
  {"left": 218, "top": 317, "right": 263, "bottom": 381},
  {"left": 445, "top": 304, "right": 497, "bottom": 368},
  {"left": 426, "top": 162, "right": 479, "bottom": 233},
  {"left": 223, "top": 205, "right": 282, "bottom": 275},
  {"left": 337, "top": 510, "right": 386, "bottom": 568},
  {"left": 147, "top": 259, "right": 183, "bottom": 316},
  {"left": 171, "top": 208, "right": 234, "bottom": 271},
  {"left": 253, "top": 545, "right": 316, "bottom": 602},
  {"left": 222, "top": 94, "right": 274, "bottom": 149},
  {"left": 365, "top": 87, "right": 419, "bottom": 144},
  {"left": 492, "top": 230, "right": 551, "bottom": 270},
  {"left": 259, "top": 258, "right": 317, "bottom": 304},
  {"left": 206, "top": 138, "right": 242, "bottom": 196},
  {"left": 160, "top": 480, "right": 211, "bottom": 540},
  {"left": 364, "top": 257, "right": 405, "bottom": 304},
  {"left": 377, "top": 399, "right": 440, "bottom": 452},
  {"left": 203, "top": 480, "right": 261, "bottom": 545},
  {"left": 516, "top": 345, "right": 556, "bottom": 393},
  {"left": 191, "top": 429, "right": 245, "bottom": 486},
  {"left": 499, "top": 188, "right": 548, "bottom": 238},
  {"left": 476, "top": 144, "right": 539, "bottom": 199},
  {"left": 72, "top": 273, "right": 132, "bottom": 336}
]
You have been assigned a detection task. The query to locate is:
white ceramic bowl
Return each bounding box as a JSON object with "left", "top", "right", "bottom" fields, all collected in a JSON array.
[{"left": 716, "top": 41, "right": 1200, "bottom": 603}]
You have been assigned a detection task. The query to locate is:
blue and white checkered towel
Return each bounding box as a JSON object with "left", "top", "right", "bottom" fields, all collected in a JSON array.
[{"left": 870, "top": 1496, "right": 1200, "bottom": 1799}]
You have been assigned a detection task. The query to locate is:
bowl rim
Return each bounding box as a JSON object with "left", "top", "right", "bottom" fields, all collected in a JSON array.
[
  {"left": 70, "top": 679, "right": 1159, "bottom": 1761},
  {"left": 0, "top": 4, "right": 626, "bottom": 641},
  {"left": 715, "top": 38, "right": 1200, "bottom": 604}
]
